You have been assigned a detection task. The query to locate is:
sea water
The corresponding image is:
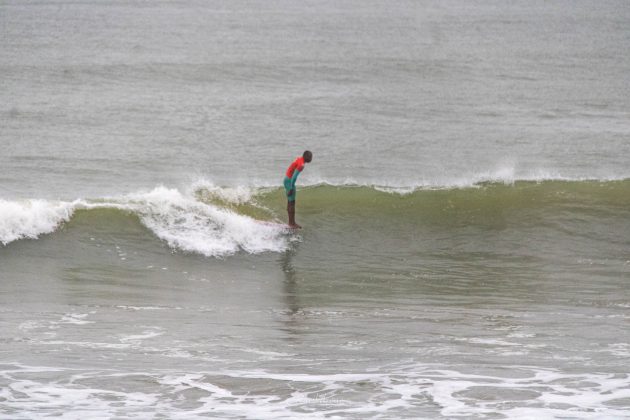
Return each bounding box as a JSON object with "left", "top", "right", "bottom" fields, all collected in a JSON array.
[{"left": 1, "top": 1, "right": 630, "bottom": 418}]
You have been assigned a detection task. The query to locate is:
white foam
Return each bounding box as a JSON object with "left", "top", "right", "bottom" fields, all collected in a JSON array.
[
  {"left": 59, "top": 313, "right": 93, "bottom": 325},
  {"left": 115, "top": 305, "right": 180, "bottom": 311},
  {"left": 0, "top": 198, "right": 77, "bottom": 245},
  {"left": 119, "top": 186, "right": 289, "bottom": 257},
  {"left": 456, "top": 337, "right": 524, "bottom": 347},
  {"left": 3, "top": 364, "right": 630, "bottom": 419},
  {"left": 237, "top": 348, "right": 297, "bottom": 359},
  {"left": 603, "top": 343, "right": 630, "bottom": 358},
  {"left": 119, "top": 327, "right": 164, "bottom": 343}
]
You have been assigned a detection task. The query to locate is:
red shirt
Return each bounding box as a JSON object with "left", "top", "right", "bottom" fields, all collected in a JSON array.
[{"left": 285, "top": 156, "right": 305, "bottom": 178}]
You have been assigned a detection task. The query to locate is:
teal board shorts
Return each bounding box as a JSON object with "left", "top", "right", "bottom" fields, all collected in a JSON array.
[{"left": 283, "top": 177, "right": 296, "bottom": 202}]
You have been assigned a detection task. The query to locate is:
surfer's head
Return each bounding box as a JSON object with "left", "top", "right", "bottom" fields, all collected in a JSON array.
[{"left": 303, "top": 150, "right": 313, "bottom": 163}]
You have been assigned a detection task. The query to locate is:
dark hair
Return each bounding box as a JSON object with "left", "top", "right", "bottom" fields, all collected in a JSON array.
[{"left": 303, "top": 150, "right": 313, "bottom": 159}]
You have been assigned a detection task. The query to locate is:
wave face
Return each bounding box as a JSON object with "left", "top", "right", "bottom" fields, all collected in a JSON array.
[
  {"left": 1, "top": 179, "right": 628, "bottom": 256},
  {"left": 254, "top": 179, "right": 630, "bottom": 234},
  {"left": 269, "top": 178, "right": 630, "bottom": 209}
]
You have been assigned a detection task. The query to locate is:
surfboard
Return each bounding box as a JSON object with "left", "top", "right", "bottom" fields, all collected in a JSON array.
[{"left": 255, "top": 220, "right": 300, "bottom": 230}]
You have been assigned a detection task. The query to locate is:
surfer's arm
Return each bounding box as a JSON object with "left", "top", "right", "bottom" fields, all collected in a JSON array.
[
  {"left": 288, "top": 169, "right": 301, "bottom": 195},
  {"left": 290, "top": 169, "right": 301, "bottom": 188}
]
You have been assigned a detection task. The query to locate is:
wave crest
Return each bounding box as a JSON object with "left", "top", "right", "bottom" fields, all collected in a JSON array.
[{"left": 0, "top": 199, "right": 77, "bottom": 245}]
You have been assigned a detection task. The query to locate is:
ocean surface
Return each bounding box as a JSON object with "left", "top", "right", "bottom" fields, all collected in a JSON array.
[{"left": 1, "top": 0, "right": 630, "bottom": 418}]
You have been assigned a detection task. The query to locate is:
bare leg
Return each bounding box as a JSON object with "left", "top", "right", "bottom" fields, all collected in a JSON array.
[{"left": 287, "top": 201, "right": 301, "bottom": 228}]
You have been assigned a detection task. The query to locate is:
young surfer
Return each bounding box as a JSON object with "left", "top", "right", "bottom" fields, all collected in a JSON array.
[{"left": 284, "top": 150, "right": 313, "bottom": 228}]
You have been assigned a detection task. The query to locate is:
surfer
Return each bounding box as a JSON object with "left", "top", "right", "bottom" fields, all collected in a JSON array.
[{"left": 284, "top": 150, "right": 313, "bottom": 228}]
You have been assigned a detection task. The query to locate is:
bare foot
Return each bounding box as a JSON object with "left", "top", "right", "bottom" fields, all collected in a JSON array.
[{"left": 288, "top": 223, "right": 302, "bottom": 229}]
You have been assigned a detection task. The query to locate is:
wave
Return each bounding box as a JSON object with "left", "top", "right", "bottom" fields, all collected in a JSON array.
[
  {"left": 1, "top": 178, "right": 628, "bottom": 255},
  {"left": 0, "top": 186, "right": 291, "bottom": 257},
  {"left": 286, "top": 166, "right": 630, "bottom": 194}
]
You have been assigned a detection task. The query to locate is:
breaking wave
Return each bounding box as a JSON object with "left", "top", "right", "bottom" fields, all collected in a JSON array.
[
  {"left": 1, "top": 177, "right": 628, "bottom": 256},
  {"left": 0, "top": 184, "right": 290, "bottom": 257}
]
